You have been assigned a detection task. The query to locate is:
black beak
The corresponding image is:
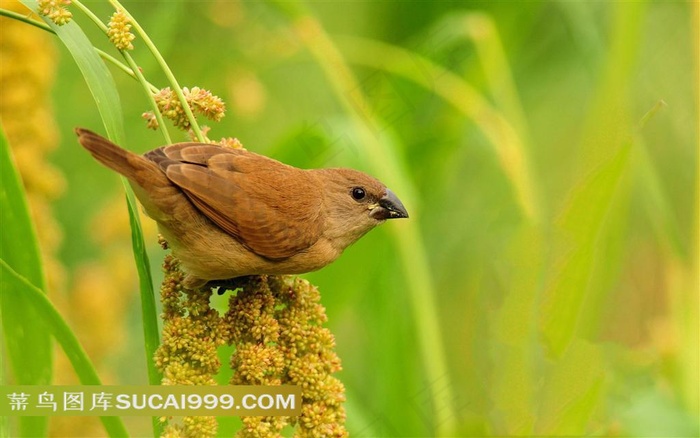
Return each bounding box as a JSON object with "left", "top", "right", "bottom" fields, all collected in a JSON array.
[{"left": 371, "top": 188, "right": 409, "bottom": 220}]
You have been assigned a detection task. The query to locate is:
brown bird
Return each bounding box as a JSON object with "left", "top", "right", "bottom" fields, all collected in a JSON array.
[{"left": 75, "top": 128, "right": 408, "bottom": 288}]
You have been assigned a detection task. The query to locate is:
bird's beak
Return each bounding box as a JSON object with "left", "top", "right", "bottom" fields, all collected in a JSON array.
[{"left": 370, "top": 188, "right": 409, "bottom": 220}]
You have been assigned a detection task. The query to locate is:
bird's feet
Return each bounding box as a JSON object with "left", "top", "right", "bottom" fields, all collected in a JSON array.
[{"left": 206, "top": 276, "right": 258, "bottom": 294}]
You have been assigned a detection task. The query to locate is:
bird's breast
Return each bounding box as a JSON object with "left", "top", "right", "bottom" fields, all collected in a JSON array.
[{"left": 164, "top": 219, "right": 342, "bottom": 282}]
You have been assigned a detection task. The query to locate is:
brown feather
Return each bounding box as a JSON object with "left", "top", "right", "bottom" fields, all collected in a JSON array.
[{"left": 154, "top": 146, "right": 324, "bottom": 260}]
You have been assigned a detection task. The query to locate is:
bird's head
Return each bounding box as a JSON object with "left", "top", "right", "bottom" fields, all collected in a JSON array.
[{"left": 316, "top": 168, "right": 408, "bottom": 250}]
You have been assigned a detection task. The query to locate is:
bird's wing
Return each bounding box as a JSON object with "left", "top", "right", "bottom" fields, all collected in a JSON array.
[{"left": 145, "top": 144, "right": 324, "bottom": 260}]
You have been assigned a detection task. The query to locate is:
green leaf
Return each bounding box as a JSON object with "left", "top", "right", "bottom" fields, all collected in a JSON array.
[
  {"left": 18, "top": 3, "right": 161, "bottom": 434},
  {"left": 0, "top": 122, "right": 51, "bottom": 437},
  {"left": 0, "top": 260, "right": 129, "bottom": 438},
  {"left": 540, "top": 142, "right": 631, "bottom": 356},
  {"left": 534, "top": 340, "right": 605, "bottom": 434},
  {"left": 488, "top": 227, "right": 544, "bottom": 434},
  {"left": 539, "top": 1, "right": 646, "bottom": 358},
  {"left": 124, "top": 186, "right": 161, "bottom": 389}
]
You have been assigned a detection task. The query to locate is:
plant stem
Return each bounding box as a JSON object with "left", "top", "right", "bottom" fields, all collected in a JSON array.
[
  {"left": 71, "top": 0, "right": 107, "bottom": 32},
  {"left": 0, "top": 9, "right": 161, "bottom": 96},
  {"left": 0, "top": 7, "right": 54, "bottom": 32},
  {"left": 121, "top": 54, "right": 172, "bottom": 144},
  {"left": 109, "top": 0, "right": 206, "bottom": 142},
  {"left": 68, "top": 4, "right": 167, "bottom": 435},
  {"left": 72, "top": 0, "right": 171, "bottom": 144},
  {"left": 96, "top": 48, "right": 159, "bottom": 93}
]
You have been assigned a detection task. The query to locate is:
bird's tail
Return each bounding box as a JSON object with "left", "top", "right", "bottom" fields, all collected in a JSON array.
[{"left": 75, "top": 128, "right": 166, "bottom": 188}]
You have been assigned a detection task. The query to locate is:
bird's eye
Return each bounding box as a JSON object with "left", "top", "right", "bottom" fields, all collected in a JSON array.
[{"left": 351, "top": 187, "right": 366, "bottom": 201}]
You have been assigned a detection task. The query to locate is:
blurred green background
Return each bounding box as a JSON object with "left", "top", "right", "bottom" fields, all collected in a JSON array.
[{"left": 3, "top": 0, "right": 698, "bottom": 436}]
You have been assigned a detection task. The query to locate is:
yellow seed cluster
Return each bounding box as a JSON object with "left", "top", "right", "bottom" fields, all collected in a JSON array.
[
  {"left": 186, "top": 87, "right": 226, "bottom": 123},
  {"left": 161, "top": 415, "right": 218, "bottom": 438},
  {"left": 156, "top": 254, "right": 226, "bottom": 438},
  {"left": 107, "top": 10, "right": 135, "bottom": 51},
  {"left": 153, "top": 259, "right": 345, "bottom": 436},
  {"left": 225, "top": 276, "right": 347, "bottom": 437},
  {"left": 37, "top": 0, "right": 72, "bottom": 26},
  {"left": 145, "top": 87, "right": 225, "bottom": 131},
  {"left": 186, "top": 125, "right": 244, "bottom": 148},
  {"left": 275, "top": 276, "right": 347, "bottom": 438},
  {"left": 218, "top": 137, "right": 245, "bottom": 149},
  {"left": 142, "top": 111, "right": 159, "bottom": 130}
]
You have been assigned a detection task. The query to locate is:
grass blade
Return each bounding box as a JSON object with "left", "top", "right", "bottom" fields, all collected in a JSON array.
[
  {"left": 0, "top": 260, "right": 129, "bottom": 438},
  {"left": 338, "top": 36, "right": 540, "bottom": 223},
  {"left": 534, "top": 340, "right": 605, "bottom": 434},
  {"left": 124, "top": 186, "right": 161, "bottom": 389},
  {"left": 540, "top": 142, "right": 631, "bottom": 356},
  {"left": 18, "top": 2, "right": 161, "bottom": 434},
  {"left": 540, "top": 1, "right": 646, "bottom": 357},
  {"left": 0, "top": 120, "right": 51, "bottom": 438}
]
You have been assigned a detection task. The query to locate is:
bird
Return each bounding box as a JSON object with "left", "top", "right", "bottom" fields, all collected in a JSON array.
[{"left": 75, "top": 128, "right": 408, "bottom": 289}]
